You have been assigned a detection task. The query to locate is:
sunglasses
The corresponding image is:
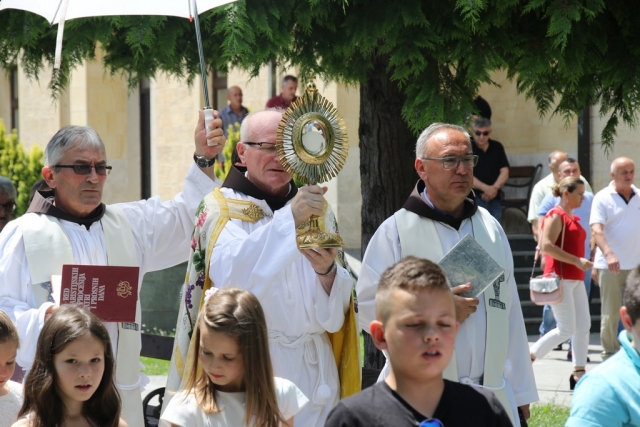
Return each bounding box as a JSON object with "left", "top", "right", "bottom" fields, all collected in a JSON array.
[
  {"left": 54, "top": 164, "right": 113, "bottom": 176},
  {"left": 474, "top": 131, "right": 490, "bottom": 136}
]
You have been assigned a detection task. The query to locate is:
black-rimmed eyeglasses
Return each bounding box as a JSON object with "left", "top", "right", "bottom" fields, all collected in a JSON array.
[
  {"left": 54, "top": 165, "right": 113, "bottom": 176},
  {"left": 421, "top": 155, "right": 479, "bottom": 170},
  {"left": 243, "top": 142, "right": 277, "bottom": 152},
  {"left": 0, "top": 202, "right": 15, "bottom": 213},
  {"left": 474, "top": 131, "right": 490, "bottom": 137}
]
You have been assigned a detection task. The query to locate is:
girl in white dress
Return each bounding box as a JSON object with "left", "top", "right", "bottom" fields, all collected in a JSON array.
[
  {"left": 11, "top": 306, "right": 127, "bottom": 427},
  {"left": 161, "top": 288, "right": 308, "bottom": 427},
  {"left": 0, "top": 310, "right": 23, "bottom": 427}
]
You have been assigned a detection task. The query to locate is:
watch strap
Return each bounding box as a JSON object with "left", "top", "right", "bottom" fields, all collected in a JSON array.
[{"left": 193, "top": 154, "right": 215, "bottom": 168}]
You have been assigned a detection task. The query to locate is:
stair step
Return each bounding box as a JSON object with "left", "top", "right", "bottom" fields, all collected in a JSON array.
[
  {"left": 507, "top": 235, "right": 536, "bottom": 248},
  {"left": 512, "top": 250, "right": 535, "bottom": 256}
]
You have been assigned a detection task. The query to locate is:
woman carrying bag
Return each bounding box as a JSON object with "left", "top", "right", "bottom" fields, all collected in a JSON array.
[{"left": 530, "top": 177, "right": 593, "bottom": 389}]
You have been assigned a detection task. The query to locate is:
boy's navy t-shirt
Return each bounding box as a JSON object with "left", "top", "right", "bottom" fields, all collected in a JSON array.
[{"left": 325, "top": 380, "right": 513, "bottom": 427}]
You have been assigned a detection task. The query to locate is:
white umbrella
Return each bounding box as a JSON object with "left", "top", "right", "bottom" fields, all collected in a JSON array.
[{"left": 0, "top": 0, "right": 237, "bottom": 127}]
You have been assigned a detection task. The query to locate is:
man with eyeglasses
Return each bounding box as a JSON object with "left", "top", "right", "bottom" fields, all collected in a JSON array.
[
  {"left": 166, "top": 110, "right": 354, "bottom": 427},
  {"left": 357, "top": 123, "right": 538, "bottom": 426},
  {"left": 0, "top": 176, "right": 17, "bottom": 233},
  {"left": 470, "top": 118, "right": 510, "bottom": 221},
  {"left": 0, "top": 114, "right": 224, "bottom": 427}
]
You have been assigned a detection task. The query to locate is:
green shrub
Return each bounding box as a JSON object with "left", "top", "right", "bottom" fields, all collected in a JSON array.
[
  {"left": 0, "top": 120, "right": 44, "bottom": 217},
  {"left": 214, "top": 123, "right": 241, "bottom": 181}
]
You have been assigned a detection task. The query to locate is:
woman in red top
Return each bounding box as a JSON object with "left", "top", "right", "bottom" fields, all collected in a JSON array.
[{"left": 530, "top": 177, "right": 593, "bottom": 389}]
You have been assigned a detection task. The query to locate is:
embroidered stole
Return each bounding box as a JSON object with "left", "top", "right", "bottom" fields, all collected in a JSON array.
[
  {"left": 166, "top": 187, "right": 360, "bottom": 405},
  {"left": 394, "top": 208, "right": 512, "bottom": 424},
  {"left": 23, "top": 209, "right": 144, "bottom": 427}
]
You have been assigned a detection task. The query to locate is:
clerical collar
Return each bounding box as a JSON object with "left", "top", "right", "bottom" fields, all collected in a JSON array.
[
  {"left": 402, "top": 180, "right": 477, "bottom": 230},
  {"left": 26, "top": 189, "right": 106, "bottom": 229},
  {"left": 222, "top": 166, "right": 298, "bottom": 212}
]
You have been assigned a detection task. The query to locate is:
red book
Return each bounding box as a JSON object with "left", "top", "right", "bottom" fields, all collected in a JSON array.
[{"left": 52, "top": 265, "right": 139, "bottom": 322}]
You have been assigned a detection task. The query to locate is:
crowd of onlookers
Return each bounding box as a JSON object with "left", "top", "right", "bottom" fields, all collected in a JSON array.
[{"left": 470, "top": 107, "right": 640, "bottom": 425}]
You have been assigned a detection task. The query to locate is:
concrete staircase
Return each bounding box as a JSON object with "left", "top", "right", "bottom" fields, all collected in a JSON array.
[{"left": 508, "top": 234, "right": 601, "bottom": 335}]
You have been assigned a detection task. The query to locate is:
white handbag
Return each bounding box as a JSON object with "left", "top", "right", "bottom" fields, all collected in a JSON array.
[{"left": 529, "top": 219, "right": 565, "bottom": 306}]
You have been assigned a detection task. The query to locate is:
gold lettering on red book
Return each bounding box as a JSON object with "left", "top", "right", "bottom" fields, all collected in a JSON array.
[
  {"left": 90, "top": 278, "right": 99, "bottom": 310},
  {"left": 77, "top": 273, "right": 86, "bottom": 304},
  {"left": 70, "top": 267, "right": 78, "bottom": 303}
]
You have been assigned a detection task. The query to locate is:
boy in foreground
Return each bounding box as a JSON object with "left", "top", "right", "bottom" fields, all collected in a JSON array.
[
  {"left": 565, "top": 264, "right": 640, "bottom": 426},
  {"left": 326, "top": 256, "right": 512, "bottom": 426}
]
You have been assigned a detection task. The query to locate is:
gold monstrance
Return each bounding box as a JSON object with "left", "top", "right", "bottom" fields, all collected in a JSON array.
[{"left": 276, "top": 81, "right": 349, "bottom": 249}]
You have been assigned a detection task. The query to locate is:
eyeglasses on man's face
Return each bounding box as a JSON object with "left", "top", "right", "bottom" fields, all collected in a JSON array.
[
  {"left": 243, "top": 142, "right": 277, "bottom": 153},
  {"left": 54, "top": 164, "right": 113, "bottom": 176},
  {"left": 422, "top": 155, "right": 479, "bottom": 170},
  {"left": 0, "top": 202, "right": 15, "bottom": 213},
  {"left": 474, "top": 130, "right": 490, "bottom": 137}
]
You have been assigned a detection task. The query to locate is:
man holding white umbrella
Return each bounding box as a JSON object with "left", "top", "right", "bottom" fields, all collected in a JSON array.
[{"left": 0, "top": 112, "right": 224, "bottom": 426}]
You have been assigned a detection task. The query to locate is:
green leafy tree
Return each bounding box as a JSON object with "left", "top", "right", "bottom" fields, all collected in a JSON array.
[
  {"left": 3, "top": 0, "right": 639, "bottom": 366},
  {"left": 0, "top": 121, "right": 45, "bottom": 216}
]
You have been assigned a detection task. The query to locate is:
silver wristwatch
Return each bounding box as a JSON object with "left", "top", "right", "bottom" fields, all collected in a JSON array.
[{"left": 193, "top": 153, "right": 215, "bottom": 168}]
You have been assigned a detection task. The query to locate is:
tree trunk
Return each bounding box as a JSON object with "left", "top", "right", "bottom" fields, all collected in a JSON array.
[{"left": 359, "top": 55, "right": 418, "bottom": 369}]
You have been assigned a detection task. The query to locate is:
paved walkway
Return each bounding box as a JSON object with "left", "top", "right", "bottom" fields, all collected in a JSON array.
[{"left": 529, "top": 332, "right": 604, "bottom": 407}]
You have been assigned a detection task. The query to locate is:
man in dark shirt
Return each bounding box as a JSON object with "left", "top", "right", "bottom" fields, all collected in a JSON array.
[
  {"left": 471, "top": 117, "right": 510, "bottom": 221},
  {"left": 266, "top": 75, "right": 298, "bottom": 109}
]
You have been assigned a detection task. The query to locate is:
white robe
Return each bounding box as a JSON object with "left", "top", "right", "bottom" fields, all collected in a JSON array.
[
  {"left": 209, "top": 187, "right": 353, "bottom": 427},
  {"left": 0, "top": 164, "right": 218, "bottom": 424},
  {"left": 356, "top": 208, "right": 538, "bottom": 426}
]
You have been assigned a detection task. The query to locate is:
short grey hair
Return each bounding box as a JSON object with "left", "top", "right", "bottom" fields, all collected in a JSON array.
[
  {"left": 44, "top": 126, "right": 106, "bottom": 167},
  {"left": 239, "top": 112, "right": 256, "bottom": 142},
  {"left": 240, "top": 110, "right": 283, "bottom": 142},
  {"left": 282, "top": 75, "right": 298, "bottom": 85},
  {"left": 0, "top": 176, "right": 16, "bottom": 199},
  {"left": 548, "top": 150, "right": 566, "bottom": 165},
  {"left": 415, "top": 123, "right": 470, "bottom": 159},
  {"left": 473, "top": 117, "right": 492, "bottom": 129},
  {"left": 611, "top": 157, "right": 635, "bottom": 174}
]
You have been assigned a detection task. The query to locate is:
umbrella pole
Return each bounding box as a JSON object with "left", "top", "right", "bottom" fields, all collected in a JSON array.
[{"left": 192, "top": 1, "right": 218, "bottom": 146}]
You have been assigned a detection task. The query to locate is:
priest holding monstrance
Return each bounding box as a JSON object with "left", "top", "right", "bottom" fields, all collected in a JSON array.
[{"left": 166, "top": 83, "right": 360, "bottom": 427}]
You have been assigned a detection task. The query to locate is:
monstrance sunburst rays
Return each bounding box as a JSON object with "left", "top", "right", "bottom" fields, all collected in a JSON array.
[
  {"left": 275, "top": 80, "right": 349, "bottom": 248},
  {"left": 276, "top": 82, "right": 349, "bottom": 185}
]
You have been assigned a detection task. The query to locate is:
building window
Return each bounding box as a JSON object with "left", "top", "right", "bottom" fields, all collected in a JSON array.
[
  {"left": 211, "top": 70, "right": 228, "bottom": 111},
  {"left": 10, "top": 66, "right": 18, "bottom": 132},
  {"left": 139, "top": 78, "right": 151, "bottom": 199}
]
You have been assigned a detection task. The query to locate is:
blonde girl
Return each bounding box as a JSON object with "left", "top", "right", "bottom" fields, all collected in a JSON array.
[{"left": 161, "top": 288, "right": 308, "bottom": 427}]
